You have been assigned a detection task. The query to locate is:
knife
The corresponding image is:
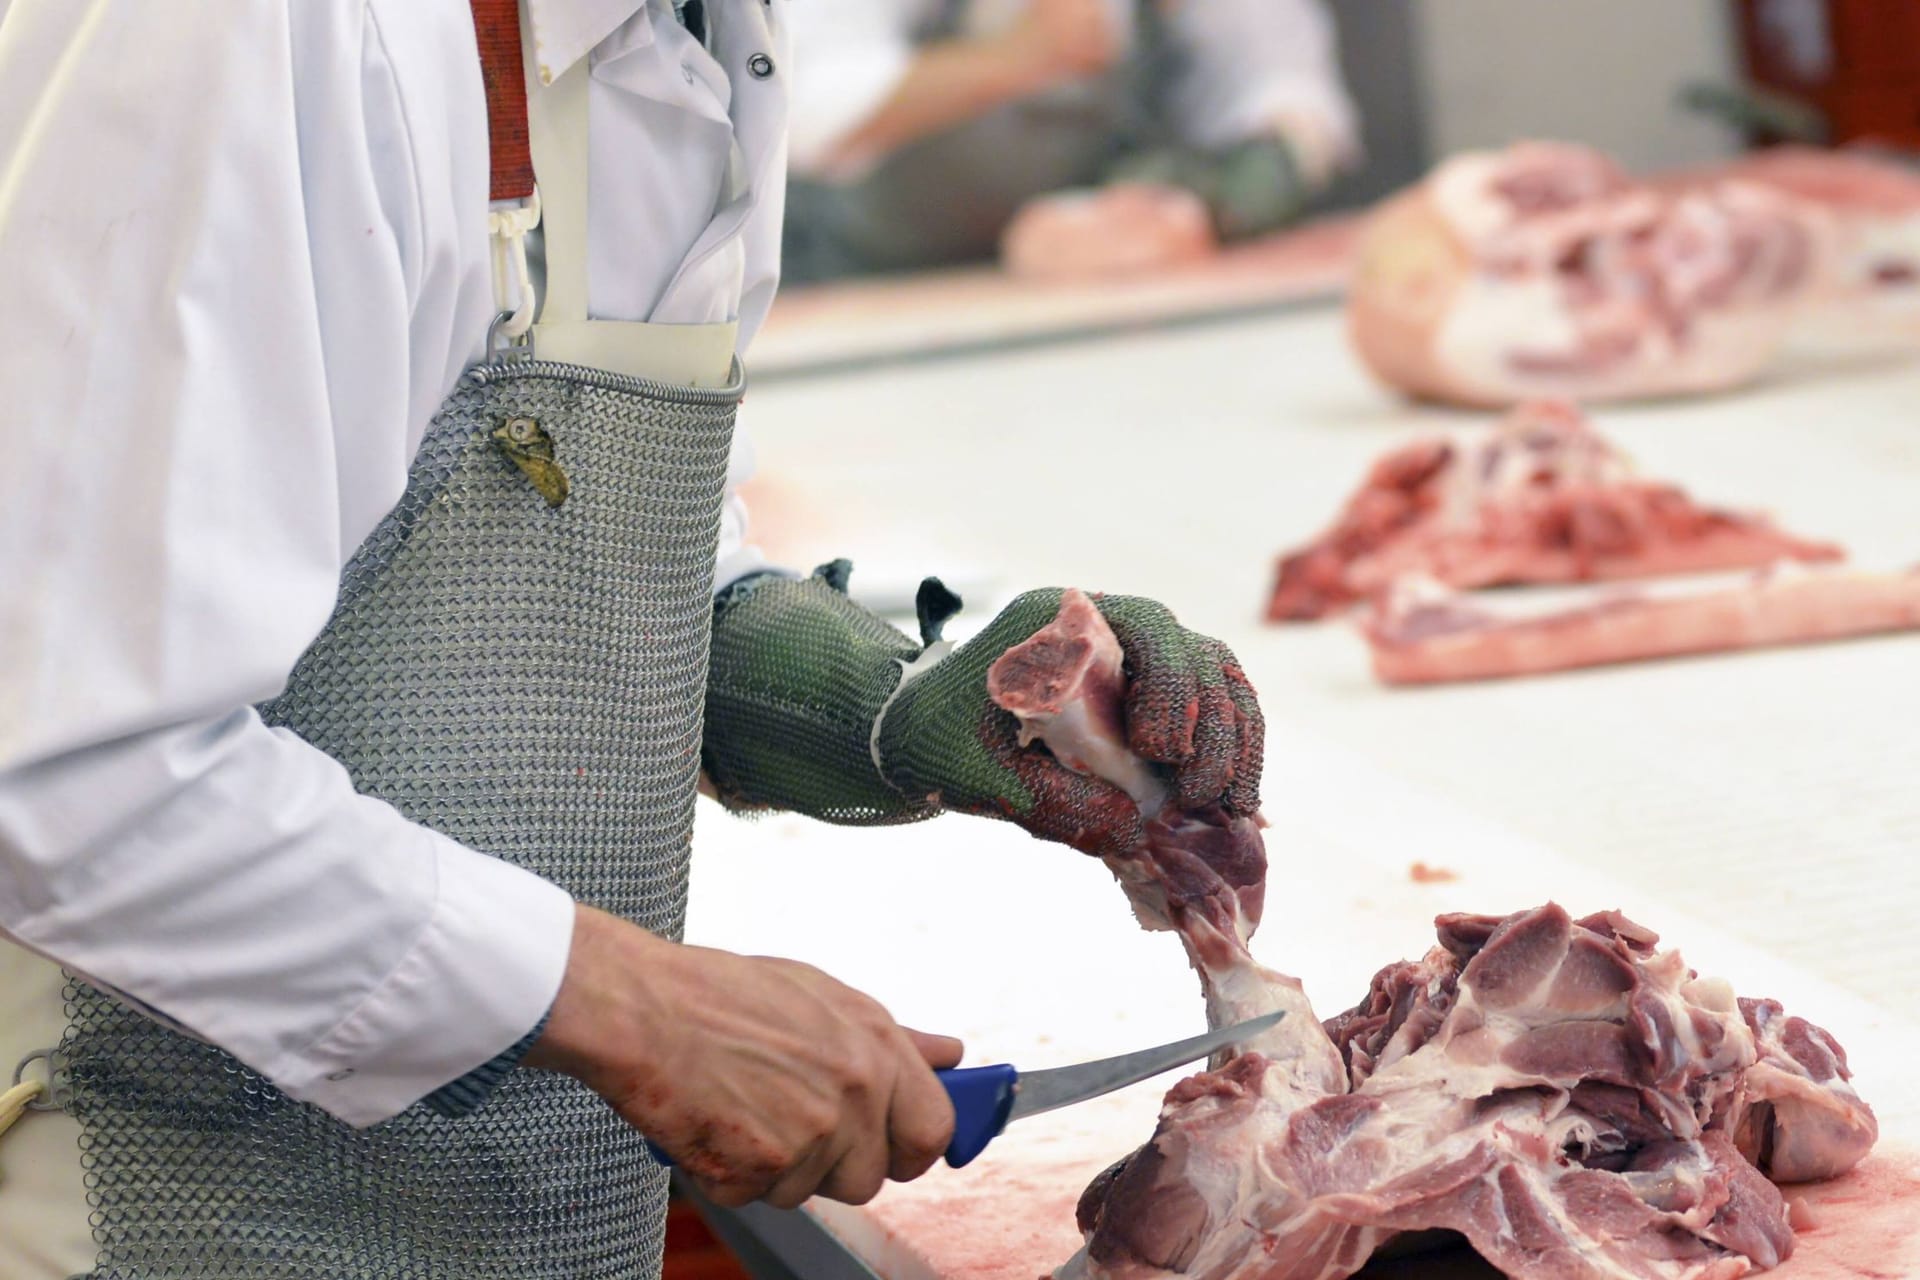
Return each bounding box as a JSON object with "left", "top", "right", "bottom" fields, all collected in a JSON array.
[
  {"left": 936, "top": 1010, "right": 1284, "bottom": 1167},
  {"left": 645, "top": 1010, "right": 1284, "bottom": 1171}
]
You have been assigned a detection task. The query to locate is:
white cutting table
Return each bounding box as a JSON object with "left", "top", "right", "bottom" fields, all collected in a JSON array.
[{"left": 682, "top": 308, "right": 1920, "bottom": 1280}]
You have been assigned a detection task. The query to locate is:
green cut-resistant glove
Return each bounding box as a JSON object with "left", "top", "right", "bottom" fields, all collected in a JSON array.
[
  {"left": 1107, "top": 133, "right": 1313, "bottom": 242},
  {"left": 876, "top": 589, "right": 1264, "bottom": 857},
  {"left": 700, "top": 562, "right": 1264, "bottom": 858}
]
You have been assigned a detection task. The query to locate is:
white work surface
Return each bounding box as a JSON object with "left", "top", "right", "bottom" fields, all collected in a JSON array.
[{"left": 685, "top": 310, "right": 1920, "bottom": 1279}]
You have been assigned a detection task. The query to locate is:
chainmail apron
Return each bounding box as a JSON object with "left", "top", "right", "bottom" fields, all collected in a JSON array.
[
  {"left": 781, "top": 0, "right": 1173, "bottom": 281},
  {"left": 54, "top": 352, "right": 743, "bottom": 1278}
]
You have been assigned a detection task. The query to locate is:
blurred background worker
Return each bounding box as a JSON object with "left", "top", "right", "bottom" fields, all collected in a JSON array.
[{"left": 780, "top": 0, "right": 1360, "bottom": 281}]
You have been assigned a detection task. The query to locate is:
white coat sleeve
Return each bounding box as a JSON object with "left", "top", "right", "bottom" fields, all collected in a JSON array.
[
  {"left": 785, "top": 0, "right": 921, "bottom": 178},
  {"left": 0, "top": 1, "right": 573, "bottom": 1128},
  {"left": 1159, "top": 0, "right": 1360, "bottom": 179}
]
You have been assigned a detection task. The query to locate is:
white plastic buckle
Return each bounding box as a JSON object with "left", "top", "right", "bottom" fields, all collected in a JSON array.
[
  {"left": 867, "top": 641, "right": 954, "bottom": 780},
  {"left": 488, "top": 188, "right": 543, "bottom": 342}
]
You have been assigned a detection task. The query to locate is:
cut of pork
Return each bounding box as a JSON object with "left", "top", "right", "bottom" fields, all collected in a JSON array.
[
  {"left": 1364, "top": 564, "right": 1920, "bottom": 685},
  {"left": 983, "top": 594, "right": 1877, "bottom": 1278},
  {"left": 987, "top": 590, "right": 1280, "bottom": 1034},
  {"left": 1266, "top": 400, "right": 1839, "bottom": 622},
  {"left": 1347, "top": 143, "right": 1824, "bottom": 407},
  {"left": 1063, "top": 905, "right": 1876, "bottom": 1280},
  {"left": 1678, "top": 147, "right": 1920, "bottom": 347}
]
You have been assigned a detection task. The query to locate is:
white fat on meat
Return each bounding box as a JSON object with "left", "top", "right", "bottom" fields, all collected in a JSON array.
[
  {"left": 1060, "top": 905, "right": 1878, "bottom": 1280},
  {"left": 1365, "top": 563, "right": 1920, "bottom": 685},
  {"left": 1348, "top": 142, "right": 1828, "bottom": 407}
]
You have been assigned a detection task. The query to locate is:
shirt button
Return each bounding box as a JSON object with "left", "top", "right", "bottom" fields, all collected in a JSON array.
[
  {"left": 747, "top": 52, "right": 775, "bottom": 79},
  {"left": 326, "top": 1068, "right": 356, "bottom": 1082}
]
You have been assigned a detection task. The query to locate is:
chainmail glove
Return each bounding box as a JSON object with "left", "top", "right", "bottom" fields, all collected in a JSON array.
[
  {"left": 876, "top": 589, "right": 1264, "bottom": 858},
  {"left": 703, "top": 568, "right": 1263, "bottom": 857},
  {"left": 1106, "top": 134, "right": 1312, "bottom": 241}
]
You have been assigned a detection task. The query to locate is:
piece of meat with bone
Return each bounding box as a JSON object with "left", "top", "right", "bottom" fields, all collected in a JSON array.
[
  {"left": 1675, "top": 147, "right": 1920, "bottom": 347},
  {"left": 1061, "top": 905, "right": 1877, "bottom": 1280},
  {"left": 987, "top": 590, "right": 1288, "bottom": 1035},
  {"left": 1364, "top": 563, "right": 1920, "bottom": 685},
  {"left": 982, "top": 594, "right": 1876, "bottom": 1278},
  {"left": 1266, "top": 400, "right": 1840, "bottom": 622},
  {"left": 1348, "top": 142, "right": 1826, "bottom": 407}
]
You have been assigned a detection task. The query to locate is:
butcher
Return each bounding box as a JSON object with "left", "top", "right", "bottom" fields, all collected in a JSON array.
[
  {"left": 781, "top": 0, "right": 1359, "bottom": 280},
  {"left": 0, "top": 2, "right": 1263, "bottom": 1276}
]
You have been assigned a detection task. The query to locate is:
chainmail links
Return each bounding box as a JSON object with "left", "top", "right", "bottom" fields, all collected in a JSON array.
[{"left": 703, "top": 567, "right": 938, "bottom": 824}]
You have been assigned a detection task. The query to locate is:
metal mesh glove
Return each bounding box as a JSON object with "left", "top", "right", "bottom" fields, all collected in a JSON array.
[
  {"left": 703, "top": 563, "right": 935, "bottom": 824},
  {"left": 877, "top": 590, "right": 1264, "bottom": 858},
  {"left": 1106, "top": 134, "right": 1312, "bottom": 241},
  {"left": 703, "top": 569, "right": 1264, "bottom": 854}
]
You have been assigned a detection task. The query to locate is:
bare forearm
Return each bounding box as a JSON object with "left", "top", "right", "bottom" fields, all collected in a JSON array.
[{"left": 828, "top": 38, "right": 1055, "bottom": 167}]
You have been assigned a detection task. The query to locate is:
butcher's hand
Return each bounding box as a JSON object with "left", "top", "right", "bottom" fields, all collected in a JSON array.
[
  {"left": 878, "top": 589, "right": 1264, "bottom": 857},
  {"left": 527, "top": 905, "right": 963, "bottom": 1209}
]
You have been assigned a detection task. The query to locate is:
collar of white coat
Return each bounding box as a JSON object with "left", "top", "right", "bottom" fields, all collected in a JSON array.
[{"left": 524, "top": 0, "right": 652, "bottom": 86}]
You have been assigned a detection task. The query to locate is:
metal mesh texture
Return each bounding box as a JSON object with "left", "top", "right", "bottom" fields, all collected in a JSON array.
[
  {"left": 702, "top": 571, "right": 934, "bottom": 824},
  {"left": 57, "top": 358, "right": 741, "bottom": 1279}
]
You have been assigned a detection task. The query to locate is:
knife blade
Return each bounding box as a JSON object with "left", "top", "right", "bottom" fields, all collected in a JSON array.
[{"left": 937, "top": 1010, "right": 1285, "bottom": 1168}]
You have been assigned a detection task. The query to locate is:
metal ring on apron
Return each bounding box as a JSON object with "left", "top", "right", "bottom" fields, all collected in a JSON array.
[{"left": 11, "top": 1050, "right": 63, "bottom": 1112}]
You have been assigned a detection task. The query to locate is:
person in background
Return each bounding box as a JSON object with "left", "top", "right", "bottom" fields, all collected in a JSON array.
[{"left": 782, "top": 0, "right": 1360, "bottom": 281}]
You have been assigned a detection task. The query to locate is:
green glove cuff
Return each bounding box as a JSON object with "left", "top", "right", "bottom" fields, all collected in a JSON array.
[
  {"left": 702, "top": 563, "right": 935, "bottom": 824},
  {"left": 1107, "top": 134, "right": 1312, "bottom": 241}
]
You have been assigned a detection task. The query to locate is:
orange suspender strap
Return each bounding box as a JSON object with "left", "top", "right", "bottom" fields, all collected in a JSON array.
[{"left": 470, "top": 0, "right": 536, "bottom": 203}]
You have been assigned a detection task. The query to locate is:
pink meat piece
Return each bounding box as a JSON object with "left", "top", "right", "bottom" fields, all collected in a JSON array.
[
  {"left": 1347, "top": 143, "right": 1825, "bottom": 408},
  {"left": 1675, "top": 148, "right": 1920, "bottom": 341},
  {"left": 989, "top": 596, "right": 1879, "bottom": 1278},
  {"left": 1063, "top": 905, "right": 1876, "bottom": 1280},
  {"left": 987, "top": 590, "right": 1281, "bottom": 1029},
  {"left": 1266, "top": 401, "right": 1840, "bottom": 622},
  {"left": 1364, "top": 564, "right": 1920, "bottom": 685}
]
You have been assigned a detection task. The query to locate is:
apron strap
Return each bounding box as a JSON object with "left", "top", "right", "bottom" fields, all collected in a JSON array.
[
  {"left": 469, "top": 0, "right": 536, "bottom": 203},
  {"left": 523, "top": 13, "right": 593, "bottom": 329}
]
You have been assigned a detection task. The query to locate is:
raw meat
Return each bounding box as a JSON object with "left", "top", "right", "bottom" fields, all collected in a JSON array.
[
  {"left": 1678, "top": 147, "right": 1920, "bottom": 350},
  {"left": 1002, "top": 186, "right": 1219, "bottom": 282},
  {"left": 987, "top": 595, "right": 1877, "bottom": 1278},
  {"left": 1064, "top": 904, "right": 1877, "bottom": 1280},
  {"left": 1266, "top": 400, "right": 1839, "bottom": 622},
  {"left": 1364, "top": 563, "right": 1920, "bottom": 685},
  {"left": 1347, "top": 143, "right": 1824, "bottom": 407},
  {"left": 987, "top": 590, "right": 1273, "bottom": 1031}
]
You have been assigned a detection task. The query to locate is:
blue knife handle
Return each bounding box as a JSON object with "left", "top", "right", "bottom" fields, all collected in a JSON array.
[
  {"left": 641, "top": 1064, "right": 1019, "bottom": 1173},
  {"left": 938, "top": 1063, "right": 1018, "bottom": 1168}
]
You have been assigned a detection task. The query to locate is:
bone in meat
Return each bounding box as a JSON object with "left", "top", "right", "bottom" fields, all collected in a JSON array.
[
  {"left": 989, "top": 595, "right": 1878, "bottom": 1278},
  {"left": 1365, "top": 564, "right": 1920, "bottom": 685},
  {"left": 1063, "top": 905, "right": 1877, "bottom": 1280},
  {"left": 987, "top": 590, "right": 1298, "bottom": 1044}
]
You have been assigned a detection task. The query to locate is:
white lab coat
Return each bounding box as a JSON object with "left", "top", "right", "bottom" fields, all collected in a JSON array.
[
  {"left": 0, "top": 0, "right": 786, "bottom": 1130},
  {"left": 786, "top": 0, "right": 1359, "bottom": 183}
]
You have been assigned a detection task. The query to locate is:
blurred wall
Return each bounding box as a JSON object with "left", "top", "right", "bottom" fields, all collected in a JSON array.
[{"left": 1412, "top": 0, "right": 1743, "bottom": 173}]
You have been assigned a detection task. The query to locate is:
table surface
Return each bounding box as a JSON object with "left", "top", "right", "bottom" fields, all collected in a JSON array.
[
  {"left": 748, "top": 217, "right": 1360, "bottom": 380},
  {"left": 684, "top": 304, "right": 1920, "bottom": 1280}
]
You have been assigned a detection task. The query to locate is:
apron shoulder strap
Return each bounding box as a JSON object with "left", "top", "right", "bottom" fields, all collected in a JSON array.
[{"left": 470, "top": 0, "right": 536, "bottom": 203}]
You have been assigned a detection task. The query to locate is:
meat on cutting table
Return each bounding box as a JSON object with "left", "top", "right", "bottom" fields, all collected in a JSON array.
[
  {"left": 988, "top": 593, "right": 1878, "bottom": 1280},
  {"left": 1674, "top": 147, "right": 1920, "bottom": 347},
  {"left": 1364, "top": 563, "right": 1920, "bottom": 685},
  {"left": 1347, "top": 142, "right": 1823, "bottom": 408},
  {"left": 1266, "top": 400, "right": 1839, "bottom": 622}
]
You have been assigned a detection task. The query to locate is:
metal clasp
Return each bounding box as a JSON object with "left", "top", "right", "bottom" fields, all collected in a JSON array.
[
  {"left": 1, "top": 1049, "right": 63, "bottom": 1141},
  {"left": 487, "top": 310, "right": 538, "bottom": 367}
]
